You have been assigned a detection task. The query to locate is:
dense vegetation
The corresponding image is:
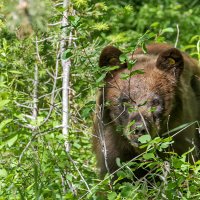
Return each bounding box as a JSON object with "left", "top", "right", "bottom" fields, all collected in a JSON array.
[{"left": 0, "top": 0, "right": 200, "bottom": 199}]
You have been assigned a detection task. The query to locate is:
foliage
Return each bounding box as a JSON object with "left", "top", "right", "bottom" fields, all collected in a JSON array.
[{"left": 0, "top": 0, "right": 200, "bottom": 199}]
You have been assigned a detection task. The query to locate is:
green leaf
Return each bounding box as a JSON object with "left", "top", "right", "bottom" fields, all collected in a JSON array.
[
  {"left": 62, "top": 49, "right": 73, "bottom": 60},
  {"left": 0, "top": 169, "right": 7, "bottom": 178},
  {"left": 6, "top": 134, "right": 18, "bottom": 147},
  {"left": 172, "top": 157, "right": 183, "bottom": 169},
  {"left": 108, "top": 192, "right": 117, "bottom": 200},
  {"left": 96, "top": 73, "right": 106, "bottom": 83},
  {"left": 143, "top": 153, "right": 155, "bottom": 160},
  {"left": 138, "top": 134, "right": 151, "bottom": 144},
  {"left": 103, "top": 65, "right": 120, "bottom": 72},
  {"left": 116, "top": 157, "right": 121, "bottom": 167},
  {"left": 66, "top": 174, "right": 73, "bottom": 182},
  {"left": 127, "top": 120, "right": 135, "bottom": 128},
  {"left": 142, "top": 42, "right": 147, "bottom": 53},
  {"left": 120, "top": 72, "right": 130, "bottom": 80},
  {"left": 74, "top": 142, "right": 81, "bottom": 149},
  {"left": 161, "top": 27, "right": 174, "bottom": 34},
  {"left": 0, "top": 100, "right": 10, "bottom": 110},
  {"left": 0, "top": 119, "right": 13, "bottom": 131},
  {"left": 121, "top": 69, "right": 143, "bottom": 80},
  {"left": 160, "top": 142, "right": 170, "bottom": 149},
  {"left": 129, "top": 69, "right": 144, "bottom": 77},
  {"left": 9, "top": 70, "right": 22, "bottom": 74},
  {"left": 119, "top": 53, "right": 127, "bottom": 63},
  {"left": 127, "top": 59, "right": 137, "bottom": 70},
  {"left": 150, "top": 22, "right": 159, "bottom": 27},
  {"left": 190, "top": 35, "right": 200, "bottom": 43},
  {"left": 147, "top": 32, "right": 156, "bottom": 39},
  {"left": 163, "top": 122, "right": 195, "bottom": 136},
  {"left": 121, "top": 183, "right": 134, "bottom": 197},
  {"left": 68, "top": 16, "right": 80, "bottom": 27}
]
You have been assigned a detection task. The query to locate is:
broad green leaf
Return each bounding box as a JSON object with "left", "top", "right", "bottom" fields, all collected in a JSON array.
[
  {"left": 0, "top": 169, "right": 7, "bottom": 177},
  {"left": 6, "top": 134, "right": 18, "bottom": 147},
  {"left": 0, "top": 119, "right": 13, "bottom": 131},
  {"left": 108, "top": 192, "right": 117, "bottom": 200},
  {"left": 116, "top": 157, "right": 121, "bottom": 167},
  {"left": 0, "top": 100, "right": 10, "bottom": 110},
  {"left": 138, "top": 134, "right": 151, "bottom": 144},
  {"left": 143, "top": 153, "right": 155, "bottom": 160},
  {"left": 66, "top": 174, "right": 73, "bottom": 182},
  {"left": 119, "top": 53, "right": 127, "bottom": 63},
  {"left": 1, "top": 52, "right": 6, "bottom": 57},
  {"left": 160, "top": 142, "right": 170, "bottom": 149},
  {"left": 150, "top": 22, "right": 159, "bottom": 27},
  {"left": 120, "top": 72, "right": 130, "bottom": 80},
  {"left": 74, "top": 142, "right": 81, "bottom": 149},
  {"left": 172, "top": 157, "right": 183, "bottom": 169},
  {"left": 161, "top": 27, "right": 174, "bottom": 34}
]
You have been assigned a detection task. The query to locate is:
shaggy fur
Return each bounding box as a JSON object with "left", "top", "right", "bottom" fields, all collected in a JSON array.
[{"left": 93, "top": 44, "right": 200, "bottom": 178}]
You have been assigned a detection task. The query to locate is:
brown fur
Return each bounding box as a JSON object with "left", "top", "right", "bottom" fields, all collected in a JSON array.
[{"left": 93, "top": 44, "right": 200, "bottom": 178}]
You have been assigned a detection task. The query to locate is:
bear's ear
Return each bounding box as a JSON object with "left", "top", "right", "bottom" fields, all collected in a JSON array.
[
  {"left": 99, "top": 46, "right": 127, "bottom": 68},
  {"left": 156, "top": 48, "right": 184, "bottom": 79}
]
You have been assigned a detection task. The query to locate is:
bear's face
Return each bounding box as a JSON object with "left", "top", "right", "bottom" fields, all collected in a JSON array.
[{"left": 99, "top": 46, "right": 184, "bottom": 150}]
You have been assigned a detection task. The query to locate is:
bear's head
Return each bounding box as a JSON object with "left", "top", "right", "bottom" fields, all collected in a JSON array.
[{"left": 99, "top": 46, "right": 184, "bottom": 152}]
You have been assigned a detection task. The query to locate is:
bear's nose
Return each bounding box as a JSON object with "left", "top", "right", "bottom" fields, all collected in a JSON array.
[
  {"left": 129, "top": 114, "right": 150, "bottom": 135},
  {"left": 135, "top": 125, "right": 147, "bottom": 135},
  {"left": 130, "top": 120, "right": 150, "bottom": 135}
]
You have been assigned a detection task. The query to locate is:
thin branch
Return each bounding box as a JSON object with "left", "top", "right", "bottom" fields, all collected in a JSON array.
[
  {"left": 96, "top": 106, "right": 110, "bottom": 174},
  {"left": 14, "top": 101, "right": 33, "bottom": 109},
  {"left": 31, "top": 36, "right": 42, "bottom": 131},
  {"left": 32, "top": 63, "right": 38, "bottom": 123},
  {"left": 18, "top": 132, "right": 37, "bottom": 163},
  {"left": 18, "top": 126, "right": 62, "bottom": 164},
  {"left": 37, "top": 36, "right": 56, "bottom": 43},
  {"left": 55, "top": 2, "right": 63, "bottom": 7},
  {"left": 61, "top": 0, "right": 72, "bottom": 153},
  {"left": 197, "top": 40, "right": 200, "bottom": 63},
  {"left": 48, "top": 22, "right": 62, "bottom": 26},
  {"left": 35, "top": 36, "right": 42, "bottom": 64},
  {"left": 67, "top": 154, "right": 92, "bottom": 194},
  {"left": 39, "top": 42, "right": 60, "bottom": 126},
  {"left": 39, "top": 88, "right": 62, "bottom": 99},
  {"left": 174, "top": 24, "right": 179, "bottom": 48},
  {"left": 79, "top": 147, "right": 154, "bottom": 200}
]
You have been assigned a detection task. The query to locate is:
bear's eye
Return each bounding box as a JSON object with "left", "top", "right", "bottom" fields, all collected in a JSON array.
[
  {"left": 120, "top": 96, "right": 130, "bottom": 103},
  {"left": 151, "top": 98, "right": 160, "bottom": 106}
]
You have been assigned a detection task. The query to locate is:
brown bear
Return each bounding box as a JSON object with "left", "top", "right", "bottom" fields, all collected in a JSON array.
[{"left": 93, "top": 43, "right": 200, "bottom": 178}]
